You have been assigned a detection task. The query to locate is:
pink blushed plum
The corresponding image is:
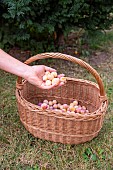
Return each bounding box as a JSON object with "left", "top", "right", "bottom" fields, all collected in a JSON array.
[
  {"left": 76, "top": 108, "right": 82, "bottom": 113},
  {"left": 57, "top": 103, "right": 61, "bottom": 108},
  {"left": 49, "top": 106, "right": 54, "bottom": 110},
  {"left": 69, "top": 106, "right": 75, "bottom": 112},
  {"left": 77, "top": 105, "right": 82, "bottom": 111},
  {"left": 49, "top": 101, "right": 53, "bottom": 106},
  {"left": 73, "top": 100, "right": 78, "bottom": 106},
  {"left": 53, "top": 100, "right": 57, "bottom": 104},
  {"left": 82, "top": 106, "right": 86, "bottom": 110},
  {"left": 53, "top": 104, "right": 58, "bottom": 109},
  {"left": 63, "top": 104, "right": 69, "bottom": 110},
  {"left": 43, "top": 100, "right": 49, "bottom": 104},
  {"left": 47, "top": 105, "right": 50, "bottom": 109},
  {"left": 41, "top": 103, "right": 48, "bottom": 110},
  {"left": 67, "top": 111, "right": 71, "bottom": 114},
  {"left": 80, "top": 109, "right": 85, "bottom": 114},
  {"left": 38, "top": 102, "right": 42, "bottom": 107},
  {"left": 62, "top": 109, "right": 67, "bottom": 112},
  {"left": 74, "top": 105, "right": 78, "bottom": 109},
  {"left": 60, "top": 105, "right": 63, "bottom": 110}
]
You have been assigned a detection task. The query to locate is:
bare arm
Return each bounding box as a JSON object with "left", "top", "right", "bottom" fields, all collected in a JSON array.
[
  {"left": 0, "top": 49, "right": 32, "bottom": 78},
  {"left": 0, "top": 49, "right": 64, "bottom": 89}
]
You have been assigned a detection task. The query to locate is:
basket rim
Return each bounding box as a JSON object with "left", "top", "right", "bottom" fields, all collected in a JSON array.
[
  {"left": 17, "top": 52, "right": 106, "bottom": 97},
  {"left": 16, "top": 77, "right": 108, "bottom": 120}
]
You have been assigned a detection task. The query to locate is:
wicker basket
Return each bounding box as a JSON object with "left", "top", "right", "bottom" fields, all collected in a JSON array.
[{"left": 16, "top": 53, "right": 108, "bottom": 144}]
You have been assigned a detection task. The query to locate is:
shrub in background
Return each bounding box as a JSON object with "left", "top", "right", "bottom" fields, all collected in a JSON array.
[{"left": 0, "top": 0, "right": 113, "bottom": 52}]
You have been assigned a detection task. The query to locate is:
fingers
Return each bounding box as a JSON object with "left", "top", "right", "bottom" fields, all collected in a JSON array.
[
  {"left": 40, "top": 83, "right": 57, "bottom": 89},
  {"left": 40, "top": 81, "right": 65, "bottom": 90},
  {"left": 59, "top": 82, "right": 65, "bottom": 86},
  {"left": 44, "top": 66, "right": 56, "bottom": 73},
  {"left": 57, "top": 74, "right": 65, "bottom": 78}
]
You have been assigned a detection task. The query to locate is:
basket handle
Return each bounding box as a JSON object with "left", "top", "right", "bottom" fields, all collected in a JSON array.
[{"left": 17, "top": 52, "right": 107, "bottom": 100}]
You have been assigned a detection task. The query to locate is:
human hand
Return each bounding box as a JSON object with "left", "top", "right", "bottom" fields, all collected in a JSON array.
[{"left": 24, "top": 65, "right": 65, "bottom": 89}]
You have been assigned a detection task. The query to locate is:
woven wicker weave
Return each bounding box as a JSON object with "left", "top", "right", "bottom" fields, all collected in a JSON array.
[{"left": 16, "top": 53, "right": 108, "bottom": 144}]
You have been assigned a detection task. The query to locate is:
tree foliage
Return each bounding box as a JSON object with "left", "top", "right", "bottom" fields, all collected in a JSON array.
[{"left": 0, "top": 0, "right": 113, "bottom": 52}]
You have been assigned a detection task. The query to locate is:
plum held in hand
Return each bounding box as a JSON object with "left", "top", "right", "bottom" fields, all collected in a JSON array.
[
  {"left": 60, "top": 77, "right": 67, "bottom": 83},
  {"left": 42, "top": 71, "right": 66, "bottom": 86},
  {"left": 52, "top": 78, "right": 60, "bottom": 85},
  {"left": 45, "top": 80, "right": 52, "bottom": 86},
  {"left": 51, "top": 71, "right": 57, "bottom": 77}
]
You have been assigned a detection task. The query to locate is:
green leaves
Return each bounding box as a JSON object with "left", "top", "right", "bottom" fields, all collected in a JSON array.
[
  {"left": 1, "top": 0, "right": 113, "bottom": 51},
  {"left": 91, "top": 154, "right": 97, "bottom": 161},
  {"left": 83, "top": 147, "right": 106, "bottom": 163}
]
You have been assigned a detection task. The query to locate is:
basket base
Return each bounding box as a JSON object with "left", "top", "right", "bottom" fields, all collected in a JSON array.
[{"left": 21, "top": 119, "right": 99, "bottom": 145}]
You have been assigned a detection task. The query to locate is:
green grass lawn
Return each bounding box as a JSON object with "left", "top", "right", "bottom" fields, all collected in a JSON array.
[
  {"left": 0, "top": 65, "right": 113, "bottom": 170},
  {"left": 0, "top": 32, "right": 113, "bottom": 170}
]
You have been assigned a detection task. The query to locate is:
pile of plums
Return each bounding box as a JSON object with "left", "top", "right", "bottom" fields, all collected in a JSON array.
[
  {"left": 38, "top": 99, "right": 89, "bottom": 115},
  {"left": 41, "top": 71, "right": 89, "bottom": 115},
  {"left": 43, "top": 71, "right": 66, "bottom": 86}
]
